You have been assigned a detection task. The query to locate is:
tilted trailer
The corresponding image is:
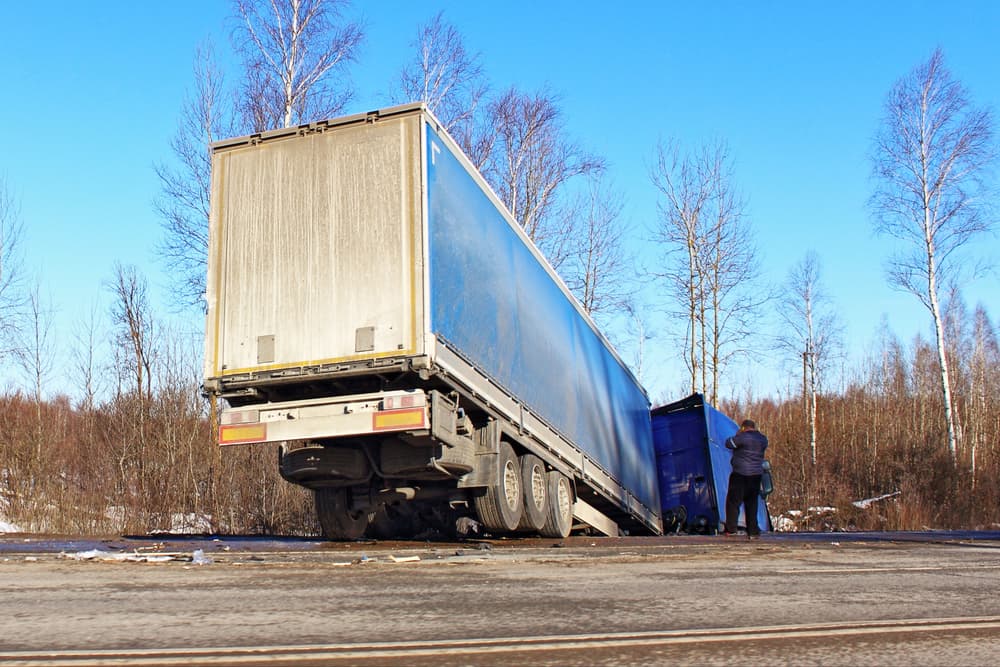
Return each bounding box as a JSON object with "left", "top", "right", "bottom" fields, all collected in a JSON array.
[{"left": 202, "top": 103, "right": 662, "bottom": 539}]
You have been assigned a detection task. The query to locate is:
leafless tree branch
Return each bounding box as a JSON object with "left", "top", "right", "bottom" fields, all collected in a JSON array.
[
  {"left": 482, "top": 87, "right": 605, "bottom": 265},
  {"left": 563, "top": 175, "right": 634, "bottom": 318},
  {"left": 0, "top": 177, "right": 25, "bottom": 362},
  {"left": 155, "top": 41, "right": 231, "bottom": 311},
  {"left": 650, "top": 139, "right": 767, "bottom": 403},
  {"left": 234, "top": 0, "right": 363, "bottom": 130},
  {"left": 395, "top": 12, "right": 491, "bottom": 170}
]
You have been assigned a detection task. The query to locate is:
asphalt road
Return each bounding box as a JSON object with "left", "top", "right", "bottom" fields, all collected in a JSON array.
[{"left": 1, "top": 531, "right": 999, "bottom": 666}]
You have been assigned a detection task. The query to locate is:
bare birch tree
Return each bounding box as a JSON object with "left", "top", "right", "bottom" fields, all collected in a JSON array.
[
  {"left": 0, "top": 177, "right": 25, "bottom": 361},
  {"left": 109, "top": 263, "right": 156, "bottom": 404},
  {"left": 13, "top": 280, "right": 55, "bottom": 463},
  {"left": 650, "top": 139, "right": 765, "bottom": 404},
  {"left": 69, "top": 303, "right": 106, "bottom": 413},
  {"left": 107, "top": 264, "right": 159, "bottom": 528},
  {"left": 870, "top": 47, "right": 996, "bottom": 465},
  {"left": 234, "top": 0, "right": 363, "bottom": 131},
  {"left": 776, "top": 251, "right": 843, "bottom": 466},
  {"left": 650, "top": 139, "right": 712, "bottom": 393},
  {"left": 395, "top": 11, "right": 492, "bottom": 169},
  {"left": 700, "top": 159, "right": 766, "bottom": 401},
  {"left": 155, "top": 42, "right": 231, "bottom": 310}
]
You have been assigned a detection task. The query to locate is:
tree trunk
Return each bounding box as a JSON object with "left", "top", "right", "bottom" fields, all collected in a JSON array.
[
  {"left": 929, "top": 287, "right": 959, "bottom": 464},
  {"left": 925, "top": 207, "right": 960, "bottom": 465}
]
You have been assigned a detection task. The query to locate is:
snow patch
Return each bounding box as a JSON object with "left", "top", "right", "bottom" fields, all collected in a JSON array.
[
  {"left": 772, "top": 515, "right": 798, "bottom": 532},
  {"left": 151, "top": 514, "right": 214, "bottom": 535},
  {"left": 852, "top": 491, "right": 901, "bottom": 509},
  {"left": 0, "top": 520, "right": 23, "bottom": 534}
]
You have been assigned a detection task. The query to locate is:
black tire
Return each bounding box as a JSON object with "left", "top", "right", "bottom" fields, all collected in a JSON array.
[
  {"left": 315, "top": 488, "right": 371, "bottom": 540},
  {"left": 517, "top": 454, "right": 547, "bottom": 532},
  {"left": 474, "top": 442, "right": 523, "bottom": 533},
  {"left": 540, "top": 471, "right": 573, "bottom": 538}
]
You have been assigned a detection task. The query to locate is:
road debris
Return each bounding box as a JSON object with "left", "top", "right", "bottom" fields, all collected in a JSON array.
[
  {"left": 388, "top": 555, "right": 420, "bottom": 563},
  {"left": 191, "top": 549, "right": 213, "bottom": 565},
  {"left": 61, "top": 549, "right": 213, "bottom": 564}
]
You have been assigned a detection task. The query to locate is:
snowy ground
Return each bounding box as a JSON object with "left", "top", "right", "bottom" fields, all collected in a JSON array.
[
  {"left": 0, "top": 499, "right": 22, "bottom": 533},
  {"left": 0, "top": 520, "right": 22, "bottom": 533}
]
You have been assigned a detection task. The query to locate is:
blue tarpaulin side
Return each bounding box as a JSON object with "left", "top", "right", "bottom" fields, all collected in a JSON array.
[
  {"left": 651, "top": 394, "right": 770, "bottom": 533},
  {"left": 423, "top": 122, "right": 660, "bottom": 517}
]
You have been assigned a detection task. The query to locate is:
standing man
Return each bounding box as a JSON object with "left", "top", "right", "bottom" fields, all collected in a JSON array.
[{"left": 723, "top": 419, "right": 768, "bottom": 539}]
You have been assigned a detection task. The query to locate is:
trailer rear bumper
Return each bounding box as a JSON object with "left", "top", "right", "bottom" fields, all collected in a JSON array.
[{"left": 218, "top": 390, "right": 429, "bottom": 446}]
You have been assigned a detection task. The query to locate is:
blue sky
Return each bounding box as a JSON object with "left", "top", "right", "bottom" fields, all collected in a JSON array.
[{"left": 1, "top": 1, "right": 998, "bottom": 403}]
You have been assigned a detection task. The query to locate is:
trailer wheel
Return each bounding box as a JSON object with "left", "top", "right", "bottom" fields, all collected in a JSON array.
[
  {"left": 540, "top": 471, "right": 573, "bottom": 538},
  {"left": 315, "top": 488, "right": 371, "bottom": 540},
  {"left": 517, "top": 455, "right": 547, "bottom": 532},
  {"left": 474, "top": 442, "right": 523, "bottom": 533}
]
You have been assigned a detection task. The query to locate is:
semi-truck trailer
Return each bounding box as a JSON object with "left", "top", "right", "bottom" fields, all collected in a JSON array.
[{"left": 202, "top": 103, "right": 662, "bottom": 539}]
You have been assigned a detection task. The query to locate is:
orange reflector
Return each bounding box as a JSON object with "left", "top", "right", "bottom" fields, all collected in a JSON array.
[
  {"left": 373, "top": 408, "right": 426, "bottom": 431},
  {"left": 219, "top": 423, "right": 268, "bottom": 445}
]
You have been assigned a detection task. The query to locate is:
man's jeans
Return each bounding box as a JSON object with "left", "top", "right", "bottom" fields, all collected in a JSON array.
[{"left": 725, "top": 472, "right": 762, "bottom": 535}]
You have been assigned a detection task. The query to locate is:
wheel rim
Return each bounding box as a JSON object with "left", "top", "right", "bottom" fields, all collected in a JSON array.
[
  {"left": 530, "top": 465, "right": 546, "bottom": 511},
  {"left": 557, "top": 478, "right": 571, "bottom": 520},
  {"left": 503, "top": 459, "right": 519, "bottom": 510}
]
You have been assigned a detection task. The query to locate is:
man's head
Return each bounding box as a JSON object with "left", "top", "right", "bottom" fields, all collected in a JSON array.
[{"left": 741, "top": 419, "right": 757, "bottom": 431}]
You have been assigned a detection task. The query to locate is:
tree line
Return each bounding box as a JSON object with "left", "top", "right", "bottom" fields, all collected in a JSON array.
[
  {"left": 0, "top": 0, "right": 996, "bottom": 534},
  {"left": 0, "top": 297, "right": 996, "bottom": 533}
]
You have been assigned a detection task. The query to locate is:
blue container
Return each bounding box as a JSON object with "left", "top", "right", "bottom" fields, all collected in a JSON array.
[{"left": 651, "top": 394, "right": 770, "bottom": 534}]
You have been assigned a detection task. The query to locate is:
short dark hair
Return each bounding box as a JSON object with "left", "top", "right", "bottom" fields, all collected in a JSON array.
[{"left": 741, "top": 419, "right": 757, "bottom": 430}]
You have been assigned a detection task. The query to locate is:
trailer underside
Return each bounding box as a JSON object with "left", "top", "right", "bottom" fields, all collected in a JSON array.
[{"left": 209, "top": 348, "right": 661, "bottom": 540}]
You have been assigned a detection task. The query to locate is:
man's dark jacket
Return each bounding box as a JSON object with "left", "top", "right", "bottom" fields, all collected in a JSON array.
[{"left": 725, "top": 429, "right": 768, "bottom": 476}]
